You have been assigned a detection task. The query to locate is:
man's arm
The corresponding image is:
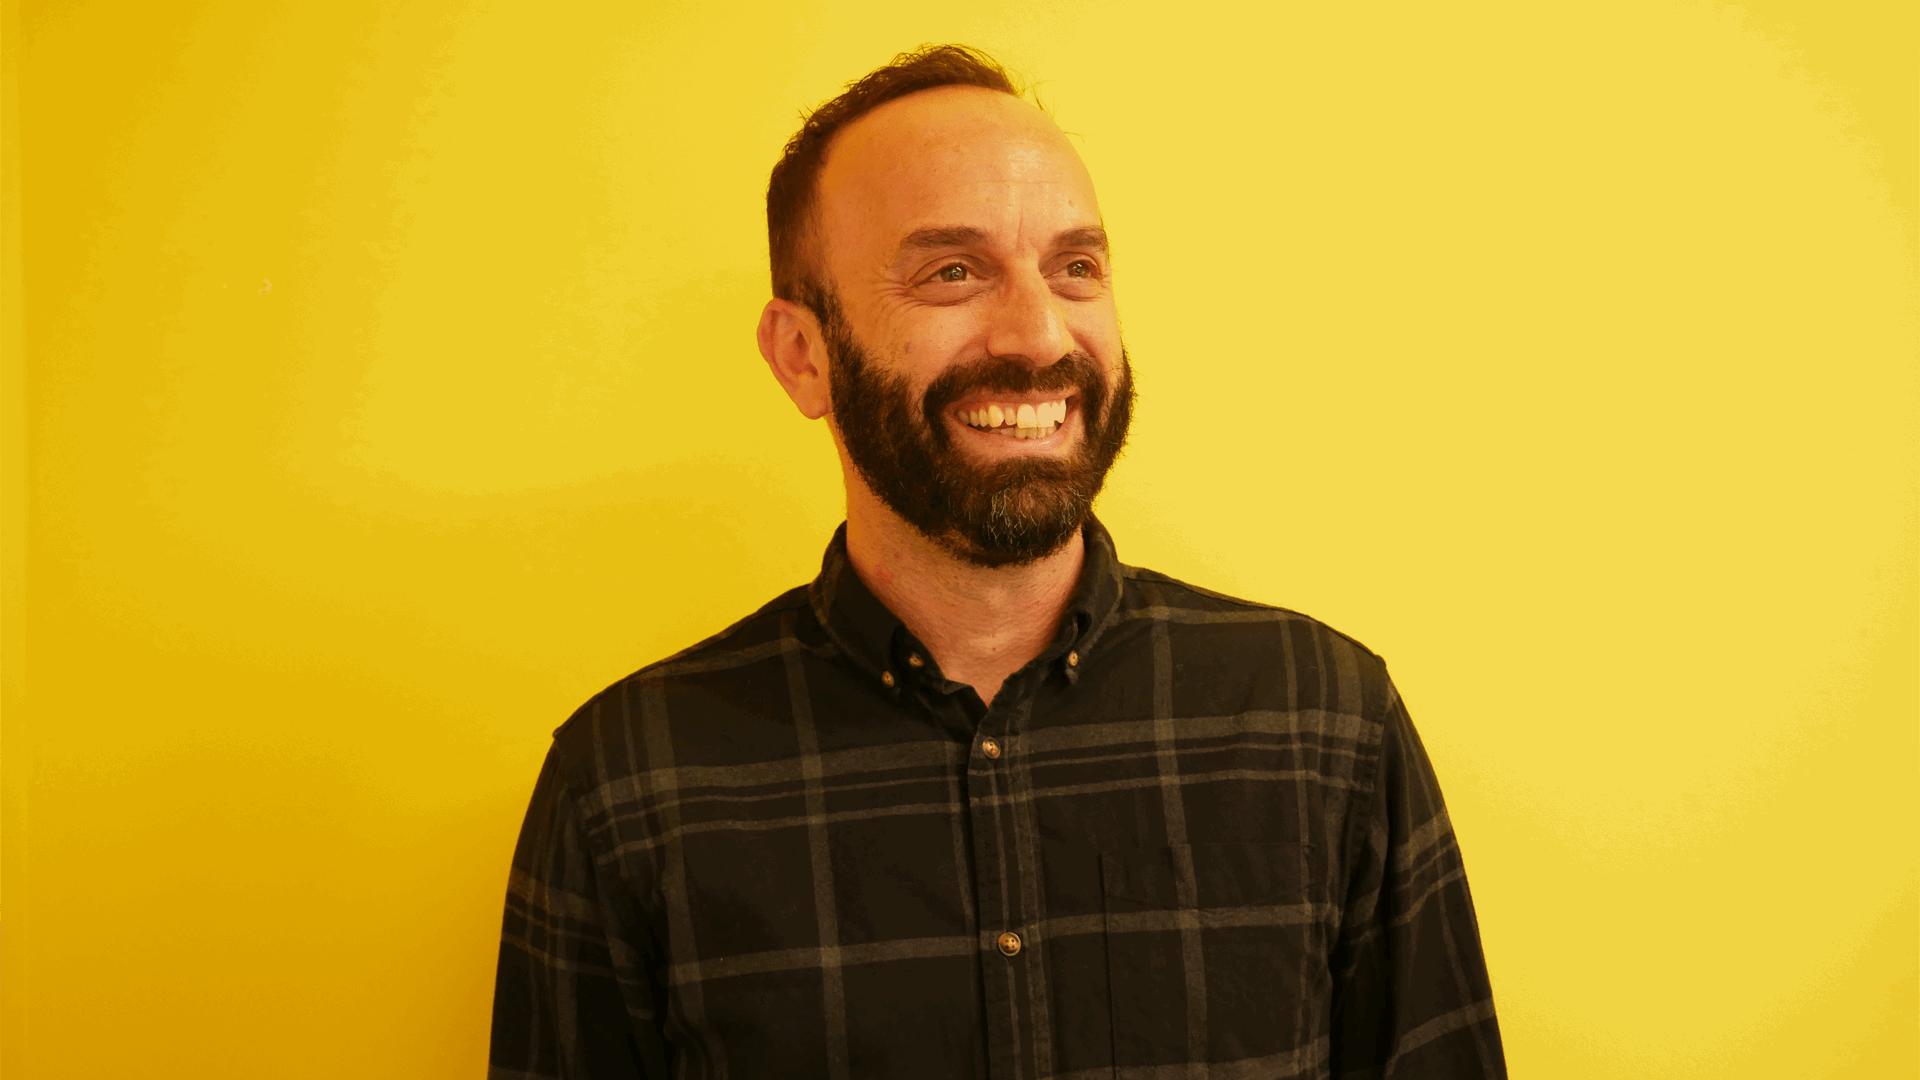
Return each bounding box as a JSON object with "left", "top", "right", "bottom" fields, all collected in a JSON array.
[
  {"left": 1328, "top": 681, "right": 1506, "bottom": 1079},
  {"left": 489, "top": 741, "right": 672, "bottom": 1079}
]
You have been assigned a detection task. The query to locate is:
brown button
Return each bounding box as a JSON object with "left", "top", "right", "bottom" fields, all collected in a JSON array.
[
  {"left": 881, "top": 670, "right": 895, "bottom": 688},
  {"left": 1067, "top": 650, "right": 1079, "bottom": 667},
  {"left": 996, "top": 931, "right": 1023, "bottom": 956},
  {"left": 980, "top": 738, "right": 1001, "bottom": 759},
  {"left": 907, "top": 653, "right": 924, "bottom": 668}
]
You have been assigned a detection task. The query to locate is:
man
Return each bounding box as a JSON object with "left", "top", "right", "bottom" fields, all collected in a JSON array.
[{"left": 490, "top": 45, "right": 1504, "bottom": 1079}]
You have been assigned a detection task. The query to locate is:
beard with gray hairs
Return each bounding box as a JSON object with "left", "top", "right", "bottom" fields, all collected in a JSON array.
[{"left": 816, "top": 292, "right": 1135, "bottom": 568}]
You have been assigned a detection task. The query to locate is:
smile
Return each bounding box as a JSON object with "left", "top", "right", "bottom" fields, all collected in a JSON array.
[{"left": 954, "top": 398, "right": 1071, "bottom": 440}]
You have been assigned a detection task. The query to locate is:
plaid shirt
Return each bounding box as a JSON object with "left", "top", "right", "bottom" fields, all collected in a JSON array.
[{"left": 490, "top": 519, "right": 1504, "bottom": 1079}]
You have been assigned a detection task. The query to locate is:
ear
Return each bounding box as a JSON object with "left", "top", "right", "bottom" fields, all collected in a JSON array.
[{"left": 757, "top": 298, "right": 833, "bottom": 420}]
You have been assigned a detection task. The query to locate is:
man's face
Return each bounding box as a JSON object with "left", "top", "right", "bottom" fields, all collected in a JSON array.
[{"left": 811, "top": 86, "right": 1133, "bottom": 567}]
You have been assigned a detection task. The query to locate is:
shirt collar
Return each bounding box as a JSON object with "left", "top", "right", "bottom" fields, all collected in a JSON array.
[{"left": 807, "top": 516, "right": 1126, "bottom": 694}]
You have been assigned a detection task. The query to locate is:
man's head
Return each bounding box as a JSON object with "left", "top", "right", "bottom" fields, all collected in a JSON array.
[{"left": 757, "top": 46, "right": 1134, "bottom": 568}]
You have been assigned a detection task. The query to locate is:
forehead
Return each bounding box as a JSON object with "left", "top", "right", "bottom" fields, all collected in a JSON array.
[{"left": 814, "top": 86, "right": 1100, "bottom": 256}]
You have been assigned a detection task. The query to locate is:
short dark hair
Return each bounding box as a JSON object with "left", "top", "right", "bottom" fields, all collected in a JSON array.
[{"left": 766, "top": 45, "right": 1020, "bottom": 316}]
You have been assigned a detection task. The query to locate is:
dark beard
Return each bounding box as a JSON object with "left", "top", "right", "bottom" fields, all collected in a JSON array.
[{"left": 819, "top": 294, "right": 1135, "bottom": 568}]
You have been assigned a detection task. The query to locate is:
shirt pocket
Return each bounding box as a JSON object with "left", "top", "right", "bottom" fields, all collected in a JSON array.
[{"left": 1100, "top": 841, "right": 1327, "bottom": 1068}]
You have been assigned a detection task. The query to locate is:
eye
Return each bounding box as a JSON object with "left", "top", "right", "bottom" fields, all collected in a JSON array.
[
  {"left": 1066, "top": 260, "right": 1094, "bottom": 278},
  {"left": 935, "top": 264, "right": 969, "bottom": 283}
]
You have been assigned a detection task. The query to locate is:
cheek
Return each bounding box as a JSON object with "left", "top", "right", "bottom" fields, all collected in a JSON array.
[
  {"left": 885, "top": 302, "right": 987, "bottom": 361},
  {"left": 1064, "top": 298, "right": 1121, "bottom": 347},
  {"left": 1078, "top": 323, "right": 1124, "bottom": 369}
]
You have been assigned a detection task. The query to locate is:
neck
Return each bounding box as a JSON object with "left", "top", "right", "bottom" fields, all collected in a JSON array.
[{"left": 842, "top": 476, "right": 1083, "bottom": 708}]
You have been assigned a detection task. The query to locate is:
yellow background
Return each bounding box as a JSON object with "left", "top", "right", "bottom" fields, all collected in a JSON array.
[{"left": 3, "top": 0, "right": 1914, "bottom": 1076}]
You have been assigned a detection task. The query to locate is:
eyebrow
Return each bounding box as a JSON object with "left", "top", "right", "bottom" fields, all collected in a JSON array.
[
  {"left": 896, "top": 226, "right": 989, "bottom": 256},
  {"left": 894, "top": 225, "right": 1111, "bottom": 258},
  {"left": 1053, "top": 227, "right": 1110, "bottom": 255}
]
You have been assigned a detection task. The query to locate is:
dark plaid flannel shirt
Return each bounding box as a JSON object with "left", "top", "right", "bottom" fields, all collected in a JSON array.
[{"left": 490, "top": 518, "right": 1505, "bottom": 1079}]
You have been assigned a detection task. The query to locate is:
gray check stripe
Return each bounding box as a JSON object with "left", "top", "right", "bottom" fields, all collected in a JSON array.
[
  {"left": 604, "top": 770, "right": 1378, "bottom": 859},
  {"left": 592, "top": 706, "right": 1370, "bottom": 804},
  {"left": 602, "top": 769, "right": 1371, "bottom": 842},
  {"left": 637, "top": 676, "right": 727, "bottom": 1080},
  {"left": 635, "top": 633, "right": 805, "bottom": 680},
  {"left": 590, "top": 737, "right": 960, "bottom": 799},
  {"left": 1386, "top": 999, "right": 1499, "bottom": 1072},
  {"left": 1390, "top": 865, "right": 1473, "bottom": 929},
  {"left": 1045, "top": 1036, "right": 1331, "bottom": 1080},
  {"left": 649, "top": 771, "right": 949, "bottom": 812},
  {"left": 1024, "top": 709, "right": 1375, "bottom": 752},
  {"left": 665, "top": 933, "right": 980, "bottom": 984},
  {"left": 1143, "top": 586, "right": 1209, "bottom": 1077},
  {"left": 489, "top": 519, "right": 1504, "bottom": 1079},
  {"left": 604, "top": 760, "right": 1372, "bottom": 839},
  {"left": 1394, "top": 806, "right": 1456, "bottom": 873},
  {"left": 498, "top": 931, "right": 619, "bottom": 978},
  {"left": 588, "top": 710, "right": 1367, "bottom": 800},
  {"left": 783, "top": 610, "right": 850, "bottom": 1080},
  {"left": 1117, "top": 604, "right": 1315, "bottom": 625},
  {"left": 1043, "top": 901, "right": 1334, "bottom": 939},
  {"left": 506, "top": 868, "right": 601, "bottom": 922}
]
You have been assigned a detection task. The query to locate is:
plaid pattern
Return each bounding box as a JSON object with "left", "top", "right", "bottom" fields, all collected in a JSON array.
[{"left": 490, "top": 519, "right": 1504, "bottom": 1079}]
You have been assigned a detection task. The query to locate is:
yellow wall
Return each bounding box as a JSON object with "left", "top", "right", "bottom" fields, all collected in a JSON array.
[{"left": 3, "top": 1, "right": 1913, "bottom": 1076}]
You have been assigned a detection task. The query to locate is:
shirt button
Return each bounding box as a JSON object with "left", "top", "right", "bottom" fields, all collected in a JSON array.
[
  {"left": 907, "top": 653, "right": 924, "bottom": 668},
  {"left": 881, "top": 670, "right": 895, "bottom": 688},
  {"left": 981, "top": 738, "right": 1001, "bottom": 759},
  {"left": 996, "top": 931, "right": 1023, "bottom": 957},
  {"left": 1067, "top": 650, "right": 1079, "bottom": 667}
]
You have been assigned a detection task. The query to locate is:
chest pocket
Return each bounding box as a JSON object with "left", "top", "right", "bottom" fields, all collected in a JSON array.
[{"left": 1100, "top": 841, "right": 1329, "bottom": 1069}]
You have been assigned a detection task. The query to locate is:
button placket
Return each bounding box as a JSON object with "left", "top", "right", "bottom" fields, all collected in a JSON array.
[{"left": 967, "top": 694, "right": 1030, "bottom": 1076}]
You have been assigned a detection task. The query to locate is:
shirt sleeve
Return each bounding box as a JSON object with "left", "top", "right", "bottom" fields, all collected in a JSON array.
[
  {"left": 489, "top": 740, "right": 674, "bottom": 1079},
  {"left": 1328, "top": 680, "right": 1506, "bottom": 1079}
]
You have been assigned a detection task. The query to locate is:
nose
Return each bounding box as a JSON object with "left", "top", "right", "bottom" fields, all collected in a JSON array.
[{"left": 984, "top": 265, "right": 1073, "bottom": 366}]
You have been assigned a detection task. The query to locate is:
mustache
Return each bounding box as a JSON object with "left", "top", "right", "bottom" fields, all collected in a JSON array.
[{"left": 919, "top": 353, "right": 1108, "bottom": 430}]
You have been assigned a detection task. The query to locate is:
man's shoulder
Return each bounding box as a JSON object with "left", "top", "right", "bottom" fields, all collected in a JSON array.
[
  {"left": 1114, "top": 562, "right": 1395, "bottom": 706},
  {"left": 550, "top": 582, "right": 817, "bottom": 741},
  {"left": 1118, "top": 563, "right": 1382, "bottom": 657}
]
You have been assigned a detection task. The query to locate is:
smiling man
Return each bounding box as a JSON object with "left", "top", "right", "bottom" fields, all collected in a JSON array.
[{"left": 490, "top": 46, "right": 1504, "bottom": 1080}]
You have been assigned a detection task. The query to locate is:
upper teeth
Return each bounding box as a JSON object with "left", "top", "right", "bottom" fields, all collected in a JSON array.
[{"left": 961, "top": 399, "right": 1068, "bottom": 431}]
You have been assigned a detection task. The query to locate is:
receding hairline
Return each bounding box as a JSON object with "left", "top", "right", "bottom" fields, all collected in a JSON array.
[
  {"left": 806, "top": 91, "right": 1097, "bottom": 282},
  {"left": 766, "top": 45, "right": 1054, "bottom": 310},
  {"left": 819, "top": 83, "right": 1061, "bottom": 174}
]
